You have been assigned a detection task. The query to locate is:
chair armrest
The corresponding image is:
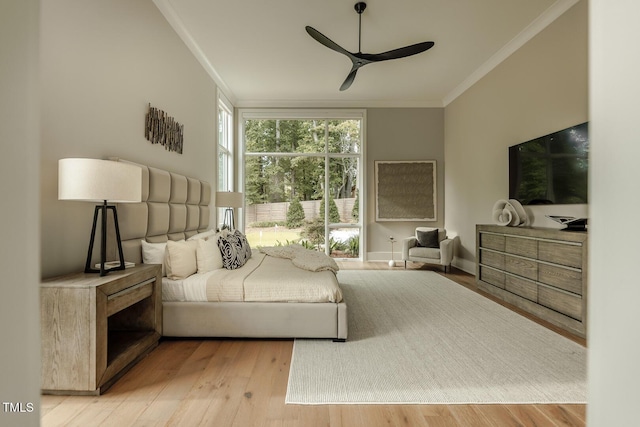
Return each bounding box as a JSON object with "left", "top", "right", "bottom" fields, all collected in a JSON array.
[
  {"left": 439, "top": 238, "right": 455, "bottom": 265},
  {"left": 402, "top": 237, "right": 417, "bottom": 259}
]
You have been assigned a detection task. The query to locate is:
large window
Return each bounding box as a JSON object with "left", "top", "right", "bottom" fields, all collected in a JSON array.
[{"left": 239, "top": 110, "right": 365, "bottom": 260}]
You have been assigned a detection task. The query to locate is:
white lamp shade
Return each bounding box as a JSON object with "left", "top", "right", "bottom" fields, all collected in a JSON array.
[
  {"left": 58, "top": 158, "right": 142, "bottom": 203},
  {"left": 215, "top": 191, "right": 243, "bottom": 208}
]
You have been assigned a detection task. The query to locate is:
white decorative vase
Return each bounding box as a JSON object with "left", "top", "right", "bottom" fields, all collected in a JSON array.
[{"left": 388, "top": 260, "right": 396, "bottom": 267}]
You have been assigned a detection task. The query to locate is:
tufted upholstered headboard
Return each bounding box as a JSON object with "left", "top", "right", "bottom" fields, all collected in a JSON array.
[{"left": 111, "top": 159, "right": 212, "bottom": 265}]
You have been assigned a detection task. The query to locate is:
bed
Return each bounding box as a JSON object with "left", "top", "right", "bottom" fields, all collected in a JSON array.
[{"left": 112, "top": 159, "right": 348, "bottom": 341}]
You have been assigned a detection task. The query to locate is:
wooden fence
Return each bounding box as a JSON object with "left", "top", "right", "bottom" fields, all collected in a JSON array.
[{"left": 245, "top": 198, "right": 356, "bottom": 225}]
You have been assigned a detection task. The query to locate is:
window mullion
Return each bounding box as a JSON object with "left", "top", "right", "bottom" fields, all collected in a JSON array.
[{"left": 324, "top": 120, "right": 330, "bottom": 256}]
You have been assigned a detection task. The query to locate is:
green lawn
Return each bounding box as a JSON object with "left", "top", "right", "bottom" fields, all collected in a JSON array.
[{"left": 245, "top": 228, "right": 302, "bottom": 248}]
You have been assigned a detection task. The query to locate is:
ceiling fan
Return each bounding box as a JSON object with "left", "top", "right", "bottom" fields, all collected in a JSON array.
[{"left": 305, "top": 2, "right": 435, "bottom": 91}]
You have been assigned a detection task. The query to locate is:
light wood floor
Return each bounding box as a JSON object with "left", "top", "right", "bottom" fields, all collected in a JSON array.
[{"left": 41, "top": 262, "right": 587, "bottom": 427}]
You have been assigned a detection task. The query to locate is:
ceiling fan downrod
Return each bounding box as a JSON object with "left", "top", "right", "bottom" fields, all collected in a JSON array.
[{"left": 355, "top": 2, "right": 366, "bottom": 53}]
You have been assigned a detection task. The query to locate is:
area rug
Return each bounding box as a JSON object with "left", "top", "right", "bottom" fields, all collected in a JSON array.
[{"left": 286, "top": 270, "right": 587, "bottom": 404}]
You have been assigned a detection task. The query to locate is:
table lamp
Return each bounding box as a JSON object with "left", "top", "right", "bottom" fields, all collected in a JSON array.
[
  {"left": 215, "top": 191, "right": 243, "bottom": 231},
  {"left": 58, "top": 158, "right": 142, "bottom": 276}
]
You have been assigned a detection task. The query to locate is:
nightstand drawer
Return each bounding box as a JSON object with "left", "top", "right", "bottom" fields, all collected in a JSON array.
[{"left": 107, "top": 278, "right": 155, "bottom": 317}]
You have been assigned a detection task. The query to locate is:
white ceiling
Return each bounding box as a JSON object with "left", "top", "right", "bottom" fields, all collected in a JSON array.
[{"left": 154, "top": 0, "right": 577, "bottom": 108}]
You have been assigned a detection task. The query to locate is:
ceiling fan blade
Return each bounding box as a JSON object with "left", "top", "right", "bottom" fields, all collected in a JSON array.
[
  {"left": 305, "top": 26, "right": 353, "bottom": 58},
  {"left": 339, "top": 67, "right": 359, "bottom": 91},
  {"left": 360, "top": 41, "right": 435, "bottom": 62}
]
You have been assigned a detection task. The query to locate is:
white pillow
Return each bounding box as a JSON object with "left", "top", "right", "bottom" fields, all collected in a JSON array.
[
  {"left": 196, "top": 238, "right": 224, "bottom": 273},
  {"left": 165, "top": 240, "right": 198, "bottom": 280},
  {"left": 187, "top": 229, "right": 217, "bottom": 241},
  {"left": 141, "top": 240, "right": 167, "bottom": 277}
]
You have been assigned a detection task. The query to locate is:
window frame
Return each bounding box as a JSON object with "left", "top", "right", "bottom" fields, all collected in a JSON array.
[
  {"left": 217, "top": 91, "right": 235, "bottom": 228},
  {"left": 238, "top": 109, "right": 366, "bottom": 260}
]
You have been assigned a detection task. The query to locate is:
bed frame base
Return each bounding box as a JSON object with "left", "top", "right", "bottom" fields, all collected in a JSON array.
[{"left": 163, "top": 301, "right": 348, "bottom": 340}]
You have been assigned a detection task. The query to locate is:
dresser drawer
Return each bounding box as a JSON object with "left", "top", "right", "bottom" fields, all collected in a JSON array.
[
  {"left": 506, "top": 236, "right": 537, "bottom": 258},
  {"left": 505, "top": 275, "right": 537, "bottom": 302},
  {"left": 505, "top": 255, "right": 537, "bottom": 280},
  {"left": 479, "top": 266, "right": 505, "bottom": 289},
  {"left": 538, "top": 285, "right": 582, "bottom": 320},
  {"left": 480, "top": 250, "right": 505, "bottom": 270},
  {"left": 538, "top": 264, "right": 582, "bottom": 295},
  {"left": 480, "top": 233, "right": 505, "bottom": 251},
  {"left": 539, "top": 241, "right": 582, "bottom": 269}
]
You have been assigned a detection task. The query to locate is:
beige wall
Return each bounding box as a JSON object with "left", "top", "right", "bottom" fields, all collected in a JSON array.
[
  {"left": 443, "top": 1, "right": 588, "bottom": 273},
  {"left": 40, "top": 0, "right": 218, "bottom": 278},
  {"left": 0, "top": 0, "right": 41, "bottom": 425},
  {"left": 366, "top": 108, "right": 444, "bottom": 261}
]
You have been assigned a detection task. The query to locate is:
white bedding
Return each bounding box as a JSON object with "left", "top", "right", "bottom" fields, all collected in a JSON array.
[{"left": 162, "top": 252, "right": 342, "bottom": 303}]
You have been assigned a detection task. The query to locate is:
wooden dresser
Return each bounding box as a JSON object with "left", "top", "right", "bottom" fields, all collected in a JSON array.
[
  {"left": 476, "top": 224, "right": 587, "bottom": 338},
  {"left": 41, "top": 264, "right": 162, "bottom": 395}
]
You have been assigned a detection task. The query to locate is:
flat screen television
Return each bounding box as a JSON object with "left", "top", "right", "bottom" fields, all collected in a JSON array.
[{"left": 509, "top": 122, "right": 588, "bottom": 205}]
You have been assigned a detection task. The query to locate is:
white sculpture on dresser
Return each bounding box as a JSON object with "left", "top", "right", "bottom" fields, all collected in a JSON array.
[{"left": 492, "top": 199, "right": 528, "bottom": 226}]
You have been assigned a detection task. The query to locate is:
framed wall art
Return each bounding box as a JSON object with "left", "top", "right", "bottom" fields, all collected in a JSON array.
[{"left": 375, "top": 160, "right": 436, "bottom": 221}]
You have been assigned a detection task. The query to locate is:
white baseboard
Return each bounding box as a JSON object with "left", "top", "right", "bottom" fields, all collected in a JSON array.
[
  {"left": 368, "top": 252, "right": 477, "bottom": 276},
  {"left": 453, "top": 258, "right": 476, "bottom": 275}
]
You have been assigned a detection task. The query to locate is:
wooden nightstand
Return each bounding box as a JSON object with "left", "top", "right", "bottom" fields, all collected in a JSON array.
[{"left": 40, "top": 264, "right": 162, "bottom": 395}]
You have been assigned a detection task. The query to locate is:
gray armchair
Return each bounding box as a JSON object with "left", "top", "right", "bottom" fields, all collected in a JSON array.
[{"left": 402, "top": 227, "right": 454, "bottom": 272}]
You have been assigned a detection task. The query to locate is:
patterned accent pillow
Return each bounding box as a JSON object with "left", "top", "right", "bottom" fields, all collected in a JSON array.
[
  {"left": 233, "top": 229, "right": 252, "bottom": 260},
  {"left": 217, "top": 230, "right": 252, "bottom": 269}
]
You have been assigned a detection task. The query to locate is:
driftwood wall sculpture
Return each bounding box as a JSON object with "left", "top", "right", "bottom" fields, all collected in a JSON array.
[{"left": 145, "top": 104, "right": 184, "bottom": 154}]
